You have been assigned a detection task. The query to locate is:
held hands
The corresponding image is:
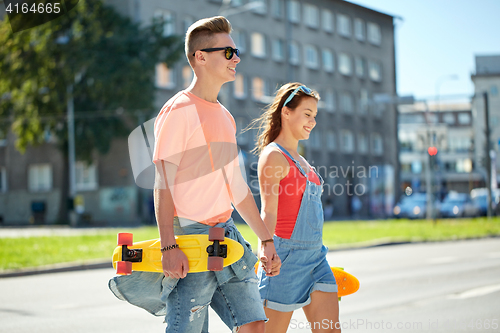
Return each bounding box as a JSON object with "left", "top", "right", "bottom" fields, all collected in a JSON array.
[
  {"left": 161, "top": 248, "right": 189, "bottom": 279},
  {"left": 259, "top": 240, "right": 281, "bottom": 277}
]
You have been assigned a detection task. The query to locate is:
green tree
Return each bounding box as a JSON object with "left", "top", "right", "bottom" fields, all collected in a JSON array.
[{"left": 0, "top": 0, "right": 183, "bottom": 161}]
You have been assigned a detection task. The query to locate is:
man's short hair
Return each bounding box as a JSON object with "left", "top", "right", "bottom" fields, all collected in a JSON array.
[{"left": 185, "top": 16, "right": 232, "bottom": 68}]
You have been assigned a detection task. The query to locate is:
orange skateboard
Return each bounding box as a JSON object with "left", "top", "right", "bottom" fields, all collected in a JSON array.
[
  {"left": 113, "top": 227, "right": 244, "bottom": 275},
  {"left": 331, "top": 267, "right": 360, "bottom": 298},
  {"left": 255, "top": 264, "right": 359, "bottom": 298}
]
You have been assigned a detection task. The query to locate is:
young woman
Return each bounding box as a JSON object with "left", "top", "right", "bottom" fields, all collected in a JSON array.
[{"left": 252, "top": 83, "right": 341, "bottom": 333}]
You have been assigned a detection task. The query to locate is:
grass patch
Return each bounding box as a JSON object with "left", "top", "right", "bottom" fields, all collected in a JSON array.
[
  {"left": 0, "top": 227, "right": 160, "bottom": 271},
  {"left": 237, "top": 217, "right": 500, "bottom": 250},
  {"left": 1, "top": 218, "right": 499, "bottom": 271}
]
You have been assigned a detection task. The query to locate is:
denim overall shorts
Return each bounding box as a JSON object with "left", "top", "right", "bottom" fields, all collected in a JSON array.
[{"left": 257, "top": 142, "right": 338, "bottom": 312}]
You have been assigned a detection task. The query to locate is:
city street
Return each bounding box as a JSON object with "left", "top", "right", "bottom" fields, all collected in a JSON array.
[{"left": 1, "top": 238, "right": 499, "bottom": 333}]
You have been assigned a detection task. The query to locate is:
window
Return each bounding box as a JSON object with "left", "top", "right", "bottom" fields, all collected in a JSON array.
[
  {"left": 426, "top": 113, "right": 438, "bottom": 124},
  {"left": 271, "top": 0, "right": 284, "bottom": 18},
  {"left": 491, "top": 85, "right": 499, "bottom": 96},
  {"left": 310, "top": 130, "right": 321, "bottom": 149},
  {"left": 324, "top": 90, "right": 335, "bottom": 112},
  {"left": 234, "top": 73, "right": 246, "bottom": 99},
  {"left": 368, "top": 60, "right": 382, "bottom": 82},
  {"left": 250, "top": 0, "right": 267, "bottom": 15},
  {"left": 272, "top": 38, "right": 285, "bottom": 61},
  {"left": 154, "top": 10, "right": 175, "bottom": 37},
  {"left": 326, "top": 131, "right": 336, "bottom": 151},
  {"left": 338, "top": 53, "right": 352, "bottom": 76},
  {"left": 0, "top": 167, "right": 6, "bottom": 192},
  {"left": 183, "top": 16, "right": 194, "bottom": 34},
  {"left": 359, "top": 89, "right": 369, "bottom": 115},
  {"left": 458, "top": 113, "right": 471, "bottom": 125},
  {"left": 367, "top": 22, "right": 381, "bottom": 45},
  {"left": 449, "top": 136, "right": 472, "bottom": 152},
  {"left": 358, "top": 133, "right": 368, "bottom": 154},
  {"left": 371, "top": 133, "right": 383, "bottom": 155},
  {"left": 28, "top": 164, "right": 52, "bottom": 192},
  {"left": 289, "top": 41, "right": 300, "bottom": 65},
  {"left": 156, "top": 63, "right": 176, "bottom": 89},
  {"left": 456, "top": 159, "right": 473, "bottom": 173},
  {"left": 443, "top": 113, "right": 455, "bottom": 125},
  {"left": 322, "top": 49, "right": 334, "bottom": 72},
  {"left": 252, "top": 77, "right": 270, "bottom": 102},
  {"left": 288, "top": 0, "right": 300, "bottom": 23},
  {"left": 412, "top": 161, "right": 422, "bottom": 174},
  {"left": 355, "top": 56, "right": 365, "bottom": 78},
  {"left": 305, "top": 45, "right": 318, "bottom": 69},
  {"left": 322, "top": 10, "right": 334, "bottom": 33},
  {"left": 233, "top": 30, "right": 246, "bottom": 53},
  {"left": 337, "top": 14, "right": 351, "bottom": 37},
  {"left": 372, "top": 103, "right": 384, "bottom": 117},
  {"left": 341, "top": 130, "right": 354, "bottom": 153},
  {"left": 354, "top": 18, "right": 365, "bottom": 41},
  {"left": 182, "top": 66, "right": 193, "bottom": 88},
  {"left": 133, "top": 0, "right": 141, "bottom": 23},
  {"left": 340, "top": 92, "right": 354, "bottom": 113},
  {"left": 304, "top": 4, "right": 319, "bottom": 29},
  {"left": 251, "top": 32, "right": 266, "bottom": 58},
  {"left": 75, "top": 161, "right": 98, "bottom": 191}
]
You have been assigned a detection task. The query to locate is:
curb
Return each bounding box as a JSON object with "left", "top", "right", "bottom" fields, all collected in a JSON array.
[
  {"left": 2, "top": 236, "right": 499, "bottom": 278},
  {"left": 0, "top": 260, "right": 112, "bottom": 278}
]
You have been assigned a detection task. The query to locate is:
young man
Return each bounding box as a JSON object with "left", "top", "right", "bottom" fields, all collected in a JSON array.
[{"left": 110, "top": 16, "right": 280, "bottom": 333}]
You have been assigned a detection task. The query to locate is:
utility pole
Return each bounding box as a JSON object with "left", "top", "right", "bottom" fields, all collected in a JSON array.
[
  {"left": 483, "top": 92, "right": 493, "bottom": 218},
  {"left": 67, "top": 83, "right": 77, "bottom": 226}
]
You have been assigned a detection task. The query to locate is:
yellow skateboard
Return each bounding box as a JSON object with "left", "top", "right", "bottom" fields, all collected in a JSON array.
[{"left": 113, "top": 228, "right": 244, "bottom": 275}]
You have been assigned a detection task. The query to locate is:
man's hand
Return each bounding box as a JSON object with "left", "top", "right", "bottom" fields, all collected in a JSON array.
[
  {"left": 161, "top": 248, "right": 189, "bottom": 279},
  {"left": 259, "top": 242, "right": 281, "bottom": 277}
]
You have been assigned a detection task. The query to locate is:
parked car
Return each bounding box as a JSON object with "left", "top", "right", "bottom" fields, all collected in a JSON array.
[
  {"left": 470, "top": 188, "right": 500, "bottom": 216},
  {"left": 393, "top": 193, "right": 430, "bottom": 219},
  {"left": 439, "top": 192, "right": 480, "bottom": 218}
]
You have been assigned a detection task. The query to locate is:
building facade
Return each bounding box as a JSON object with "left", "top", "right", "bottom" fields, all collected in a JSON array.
[
  {"left": 0, "top": 0, "right": 399, "bottom": 224},
  {"left": 471, "top": 55, "right": 500, "bottom": 191},
  {"left": 398, "top": 101, "right": 483, "bottom": 200}
]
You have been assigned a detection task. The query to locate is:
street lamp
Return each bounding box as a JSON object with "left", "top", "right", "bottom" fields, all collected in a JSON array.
[{"left": 435, "top": 74, "right": 458, "bottom": 112}]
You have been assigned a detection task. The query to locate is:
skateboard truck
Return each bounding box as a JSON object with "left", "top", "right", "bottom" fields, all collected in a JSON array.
[
  {"left": 115, "top": 233, "right": 139, "bottom": 275},
  {"left": 205, "top": 227, "right": 226, "bottom": 271}
]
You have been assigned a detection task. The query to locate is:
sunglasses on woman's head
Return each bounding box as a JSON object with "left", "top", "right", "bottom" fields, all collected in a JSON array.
[
  {"left": 192, "top": 47, "right": 240, "bottom": 60},
  {"left": 283, "top": 86, "right": 313, "bottom": 107}
]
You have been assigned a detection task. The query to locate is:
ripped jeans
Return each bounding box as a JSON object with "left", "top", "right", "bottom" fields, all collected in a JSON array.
[
  {"left": 109, "top": 217, "right": 266, "bottom": 333},
  {"left": 164, "top": 262, "right": 264, "bottom": 332}
]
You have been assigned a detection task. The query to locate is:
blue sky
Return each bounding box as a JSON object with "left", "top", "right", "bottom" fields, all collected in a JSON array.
[{"left": 346, "top": 0, "right": 500, "bottom": 102}]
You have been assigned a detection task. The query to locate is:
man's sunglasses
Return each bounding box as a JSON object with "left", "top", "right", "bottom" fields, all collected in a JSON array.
[
  {"left": 283, "top": 85, "right": 313, "bottom": 107},
  {"left": 192, "top": 47, "right": 240, "bottom": 60}
]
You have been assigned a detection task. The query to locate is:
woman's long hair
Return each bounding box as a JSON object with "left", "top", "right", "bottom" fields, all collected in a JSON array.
[{"left": 246, "top": 82, "right": 320, "bottom": 155}]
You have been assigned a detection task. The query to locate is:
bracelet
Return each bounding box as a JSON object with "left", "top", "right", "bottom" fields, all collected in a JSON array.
[
  {"left": 160, "top": 244, "right": 179, "bottom": 252},
  {"left": 261, "top": 239, "right": 274, "bottom": 245}
]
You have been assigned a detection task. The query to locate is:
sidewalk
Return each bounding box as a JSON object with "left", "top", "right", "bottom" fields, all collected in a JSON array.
[{"left": 0, "top": 226, "right": 124, "bottom": 238}]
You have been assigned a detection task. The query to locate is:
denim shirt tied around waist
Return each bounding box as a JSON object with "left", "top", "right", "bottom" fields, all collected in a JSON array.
[{"left": 108, "top": 217, "right": 258, "bottom": 316}]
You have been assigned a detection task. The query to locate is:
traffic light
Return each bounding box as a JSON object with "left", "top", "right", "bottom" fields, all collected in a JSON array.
[{"left": 428, "top": 146, "right": 438, "bottom": 156}]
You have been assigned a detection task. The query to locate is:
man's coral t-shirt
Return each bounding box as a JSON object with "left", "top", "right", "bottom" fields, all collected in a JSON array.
[{"left": 152, "top": 91, "right": 241, "bottom": 226}]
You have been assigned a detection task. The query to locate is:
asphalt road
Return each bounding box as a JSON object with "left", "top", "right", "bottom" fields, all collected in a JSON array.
[{"left": 1, "top": 238, "right": 499, "bottom": 333}]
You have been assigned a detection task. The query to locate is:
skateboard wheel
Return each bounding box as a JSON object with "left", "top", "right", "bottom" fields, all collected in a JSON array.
[
  {"left": 207, "top": 256, "right": 224, "bottom": 271},
  {"left": 117, "top": 233, "right": 133, "bottom": 246},
  {"left": 208, "top": 227, "right": 225, "bottom": 241},
  {"left": 116, "top": 261, "right": 132, "bottom": 275}
]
